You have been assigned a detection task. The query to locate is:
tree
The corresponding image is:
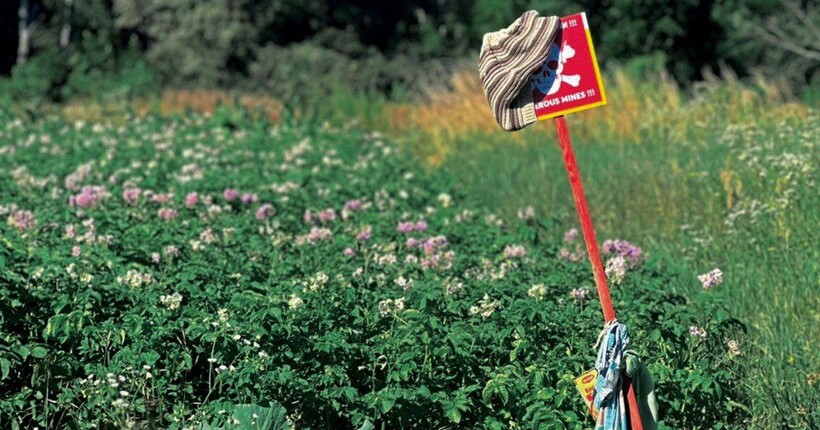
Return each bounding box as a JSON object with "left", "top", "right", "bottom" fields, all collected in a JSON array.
[
  {"left": 17, "top": 0, "right": 31, "bottom": 65},
  {"left": 732, "top": 0, "right": 819, "bottom": 84}
]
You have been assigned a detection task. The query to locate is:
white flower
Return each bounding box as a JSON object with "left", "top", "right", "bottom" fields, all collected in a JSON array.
[
  {"left": 118, "top": 269, "right": 153, "bottom": 288},
  {"left": 303, "top": 272, "right": 330, "bottom": 292},
  {"left": 394, "top": 276, "right": 414, "bottom": 291},
  {"left": 605, "top": 256, "right": 627, "bottom": 286},
  {"left": 378, "top": 298, "right": 407, "bottom": 317},
  {"left": 726, "top": 339, "right": 741, "bottom": 357},
  {"left": 517, "top": 206, "right": 535, "bottom": 220},
  {"left": 470, "top": 294, "right": 500, "bottom": 318},
  {"left": 160, "top": 292, "right": 183, "bottom": 310},
  {"left": 437, "top": 193, "right": 452, "bottom": 208},
  {"left": 528, "top": 284, "right": 547, "bottom": 301},
  {"left": 288, "top": 294, "right": 304, "bottom": 309}
]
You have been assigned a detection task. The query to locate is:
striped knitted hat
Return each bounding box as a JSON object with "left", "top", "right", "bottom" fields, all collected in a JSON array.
[{"left": 479, "top": 11, "right": 561, "bottom": 132}]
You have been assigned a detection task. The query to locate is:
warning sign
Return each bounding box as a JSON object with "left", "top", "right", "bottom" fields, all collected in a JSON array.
[{"left": 532, "top": 12, "right": 607, "bottom": 119}]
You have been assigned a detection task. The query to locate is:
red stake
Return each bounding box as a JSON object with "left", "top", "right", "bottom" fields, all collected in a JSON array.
[{"left": 553, "top": 116, "right": 644, "bottom": 430}]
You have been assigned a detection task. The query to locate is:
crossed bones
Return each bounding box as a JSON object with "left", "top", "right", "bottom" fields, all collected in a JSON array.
[{"left": 532, "top": 41, "right": 582, "bottom": 96}]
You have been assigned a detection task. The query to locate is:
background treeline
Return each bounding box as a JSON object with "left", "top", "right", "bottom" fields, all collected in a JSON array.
[{"left": 1, "top": 0, "right": 817, "bottom": 103}]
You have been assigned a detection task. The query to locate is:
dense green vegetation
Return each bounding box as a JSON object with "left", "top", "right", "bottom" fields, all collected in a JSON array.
[
  {"left": 420, "top": 90, "right": 819, "bottom": 428},
  {"left": 1, "top": 1, "right": 817, "bottom": 428},
  {"left": 2, "top": 0, "right": 817, "bottom": 104},
  {"left": 0, "top": 110, "right": 750, "bottom": 429}
]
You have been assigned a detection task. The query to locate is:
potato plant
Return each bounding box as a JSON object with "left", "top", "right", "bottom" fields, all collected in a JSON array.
[{"left": 0, "top": 110, "right": 747, "bottom": 429}]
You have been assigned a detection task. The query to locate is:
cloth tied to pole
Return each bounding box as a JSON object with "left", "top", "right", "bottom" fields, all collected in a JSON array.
[{"left": 594, "top": 321, "right": 630, "bottom": 430}]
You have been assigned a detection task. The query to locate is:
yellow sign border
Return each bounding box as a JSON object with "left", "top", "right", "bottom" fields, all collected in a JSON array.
[{"left": 536, "top": 13, "right": 607, "bottom": 120}]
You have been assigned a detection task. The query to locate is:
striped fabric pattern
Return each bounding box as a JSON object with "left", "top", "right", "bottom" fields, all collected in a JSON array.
[{"left": 479, "top": 11, "right": 560, "bottom": 132}]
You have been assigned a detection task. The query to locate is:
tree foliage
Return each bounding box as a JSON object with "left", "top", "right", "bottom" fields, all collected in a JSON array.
[{"left": 0, "top": 0, "right": 815, "bottom": 100}]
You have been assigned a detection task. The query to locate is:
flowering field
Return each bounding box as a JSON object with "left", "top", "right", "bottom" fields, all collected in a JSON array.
[
  {"left": 410, "top": 76, "right": 818, "bottom": 427},
  {"left": 0, "top": 110, "right": 748, "bottom": 429}
]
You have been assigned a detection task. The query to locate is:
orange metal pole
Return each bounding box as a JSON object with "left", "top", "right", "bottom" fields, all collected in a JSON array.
[{"left": 553, "top": 116, "right": 643, "bottom": 430}]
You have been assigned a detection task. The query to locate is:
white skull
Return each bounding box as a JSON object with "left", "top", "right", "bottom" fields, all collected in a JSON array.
[{"left": 531, "top": 41, "right": 581, "bottom": 95}]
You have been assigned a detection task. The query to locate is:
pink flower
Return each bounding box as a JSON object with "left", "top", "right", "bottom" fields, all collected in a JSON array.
[
  {"left": 356, "top": 226, "right": 372, "bottom": 242},
  {"left": 199, "top": 228, "right": 216, "bottom": 243},
  {"left": 184, "top": 192, "right": 199, "bottom": 208},
  {"left": 8, "top": 210, "right": 36, "bottom": 231},
  {"left": 421, "top": 250, "right": 456, "bottom": 271},
  {"left": 158, "top": 208, "right": 179, "bottom": 220},
  {"left": 422, "top": 240, "right": 437, "bottom": 255},
  {"left": 65, "top": 224, "right": 76, "bottom": 239},
  {"left": 150, "top": 193, "right": 174, "bottom": 204},
  {"left": 343, "top": 247, "right": 356, "bottom": 256},
  {"left": 69, "top": 186, "right": 110, "bottom": 209},
  {"left": 309, "top": 228, "right": 333, "bottom": 242},
  {"left": 318, "top": 209, "right": 336, "bottom": 223},
  {"left": 295, "top": 227, "right": 333, "bottom": 245},
  {"left": 241, "top": 193, "right": 258, "bottom": 204},
  {"left": 122, "top": 187, "right": 141, "bottom": 205},
  {"left": 414, "top": 220, "right": 428, "bottom": 232},
  {"left": 72, "top": 246, "right": 81, "bottom": 257},
  {"left": 503, "top": 244, "right": 527, "bottom": 259},
  {"left": 164, "top": 245, "right": 179, "bottom": 258},
  {"left": 223, "top": 188, "right": 239, "bottom": 202},
  {"left": 344, "top": 199, "right": 362, "bottom": 212},
  {"left": 397, "top": 222, "right": 415, "bottom": 234},
  {"left": 151, "top": 253, "right": 161, "bottom": 264},
  {"left": 602, "top": 239, "right": 643, "bottom": 268},
  {"left": 255, "top": 204, "right": 275, "bottom": 220},
  {"left": 563, "top": 228, "right": 579, "bottom": 243},
  {"left": 406, "top": 238, "right": 419, "bottom": 249},
  {"left": 303, "top": 210, "right": 313, "bottom": 224},
  {"left": 559, "top": 246, "right": 585, "bottom": 262},
  {"left": 419, "top": 236, "right": 447, "bottom": 255}
]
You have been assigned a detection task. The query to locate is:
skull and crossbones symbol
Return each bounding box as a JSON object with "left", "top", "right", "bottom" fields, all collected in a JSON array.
[{"left": 531, "top": 41, "right": 581, "bottom": 95}]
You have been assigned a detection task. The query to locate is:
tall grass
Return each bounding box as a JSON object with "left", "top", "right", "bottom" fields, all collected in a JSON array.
[
  {"left": 388, "top": 67, "right": 807, "bottom": 162},
  {"left": 391, "top": 67, "right": 818, "bottom": 427}
]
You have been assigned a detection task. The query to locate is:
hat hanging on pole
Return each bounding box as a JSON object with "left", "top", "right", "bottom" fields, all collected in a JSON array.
[{"left": 478, "top": 11, "right": 561, "bottom": 131}]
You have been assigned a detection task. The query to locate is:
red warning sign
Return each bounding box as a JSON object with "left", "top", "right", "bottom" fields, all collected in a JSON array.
[{"left": 532, "top": 12, "right": 607, "bottom": 119}]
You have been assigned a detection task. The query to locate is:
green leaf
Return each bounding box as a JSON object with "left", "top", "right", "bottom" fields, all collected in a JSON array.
[
  {"left": 357, "top": 420, "right": 375, "bottom": 430},
  {"left": 379, "top": 396, "right": 395, "bottom": 414},
  {"left": 30, "top": 346, "right": 48, "bottom": 359},
  {"left": 1, "top": 358, "right": 10, "bottom": 379},
  {"left": 229, "top": 403, "right": 292, "bottom": 430},
  {"left": 446, "top": 406, "right": 462, "bottom": 424}
]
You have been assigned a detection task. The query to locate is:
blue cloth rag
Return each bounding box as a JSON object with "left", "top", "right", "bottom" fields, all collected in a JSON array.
[{"left": 593, "top": 321, "right": 630, "bottom": 430}]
